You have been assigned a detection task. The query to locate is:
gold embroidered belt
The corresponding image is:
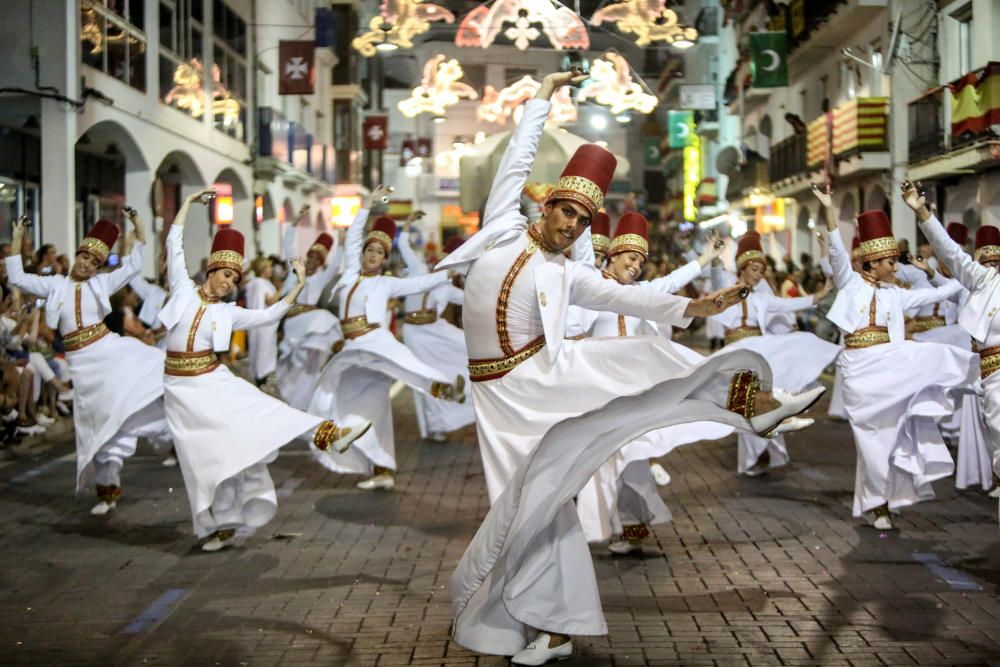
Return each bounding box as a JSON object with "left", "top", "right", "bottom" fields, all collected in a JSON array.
[
  {"left": 341, "top": 315, "right": 380, "bottom": 340},
  {"left": 64, "top": 323, "right": 110, "bottom": 352},
  {"left": 978, "top": 345, "right": 1000, "bottom": 379},
  {"left": 911, "top": 315, "right": 946, "bottom": 333},
  {"left": 165, "top": 350, "right": 220, "bottom": 377},
  {"left": 404, "top": 309, "right": 438, "bottom": 325},
  {"left": 468, "top": 336, "right": 546, "bottom": 382},
  {"left": 724, "top": 326, "right": 762, "bottom": 345},
  {"left": 844, "top": 326, "right": 890, "bottom": 349},
  {"left": 286, "top": 304, "right": 317, "bottom": 319}
]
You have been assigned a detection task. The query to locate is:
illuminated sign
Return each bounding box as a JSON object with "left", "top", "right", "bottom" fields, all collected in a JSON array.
[
  {"left": 683, "top": 130, "right": 700, "bottom": 222},
  {"left": 213, "top": 182, "right": 234, "bottom": 225},
  {"left": 330, "top": 196, "right": 362, "bottom": 228}
]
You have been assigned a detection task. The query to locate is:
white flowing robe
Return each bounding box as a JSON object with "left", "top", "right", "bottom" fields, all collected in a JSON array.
[
  {"left": 919, "top": 215, "right": 1000, "bottom": 495},
  {"left": 307, "top": 209, "right": 452, "bottom": 475},
  {"left": 711, "top": 290, "right": 841, "bottom": 473},
  {"left": 6, "top": 243, "right": 169, "bottom": 492},
  {"left": 245, "top": 276, "right": 279, "bottom": 380},
  {"left": 397, "top": 230, "right": 476, "bottom": 438},
  {"left": 437, "top": 98, "right": 772, "bottom": 655},
  {"left": 824, "top": 229, "right": 976, "bottom": 516},
  {"left": 161, "top": 225, "right": 326, "bottom": 538},
  {"left": 277, "top": 226, "right": 343, "bottom": 409}
]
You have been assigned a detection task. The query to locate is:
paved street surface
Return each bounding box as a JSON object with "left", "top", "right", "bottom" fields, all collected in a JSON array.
[{"left": 1, "top": 381, "right": 1000, "bottom": 666}]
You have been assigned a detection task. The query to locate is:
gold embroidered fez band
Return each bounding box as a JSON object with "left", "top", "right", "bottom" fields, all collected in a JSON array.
[
  {"left": 468, "top": 336, "right": 546, "bottom": 382},
  {"left": 550, "top": 175, "right": 605, "bottom": 214},
  {"left": 341, "top": 315, "right": 380, "bottom": 339},
  {"left": 724, "top": 326, "right": 762, "bottom": 345},
  {"left": 78, "top": 237, "right": 111, "bottom": 263},
  {"left": 165, "top": 350, "right": 221, "bottom": 376},
  {"left": 977, "top": 344, "right": 1000, "bottom": 379},
  {"left": 609, "top": 233, "right": 648, "bottom": 258},
  {"left": 404, "top": 310, "right": 437, "bottom": 325},
  {"left": 591, "top": 234, "right": 610, "bottom": 253},
  {"left": 64, "top": 323, "right": 110, "bottom": 352},
  {"left": 207, "top": 249, "right": 243, "bottom": 274},
  {"left": 858, "top": 236, "right": 899, "bottom": 262},
  {"left": 736, "top": 249, "right": 765, "bottom": 270}
]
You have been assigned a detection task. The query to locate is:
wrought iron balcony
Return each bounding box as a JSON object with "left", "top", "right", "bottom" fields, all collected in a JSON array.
[{"left": 769, "top": 133, "right": 808, "bottom": 183}]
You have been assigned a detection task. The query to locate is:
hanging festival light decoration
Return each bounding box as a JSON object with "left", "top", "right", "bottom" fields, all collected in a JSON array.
[
  {"left": 398, "top": 55, "right": 479, "bottom": 118},
  {"left": 352, "top": 0, "right": 455, "bottom": 57},
  {"left": 577, "top": 52, "right": 658, "bottom": 115},
  {"left": 590, "top": 0, "right": 698, "bottom": 48},
  {"left": 477, "top": 76, "right": 578, "bottom": 126},
  {"left": 455, "top": 0, "right": 589, "bottom": 51}
]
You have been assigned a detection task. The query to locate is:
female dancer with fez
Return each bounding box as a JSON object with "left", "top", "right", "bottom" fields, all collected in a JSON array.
[
  {"left": 309, "top": 186, "right": 466, "bottom": 491},
  {"left": 161, "top": 190, "right": 369, "bottom": 552},
  {"left": 7, "top": 213, "right": 172, "bottom": 515}
]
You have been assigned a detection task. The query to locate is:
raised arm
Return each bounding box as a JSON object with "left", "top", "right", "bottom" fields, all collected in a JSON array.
[
  {"left": 899, "top": 281, "right": 965, "bottom": 311},
  {"left": 230, "top": 300, "right": 291, "bottom": 330},
  {"left": 166, "top": 189, "right": 213, "bottom": 294},
  {"left": 398, "top": 212, "right": 427, "bottom": 276},
  {"left": 339, "top": 188, "right": 384, "bottom": 283},
  {"left": 570, "top": 263, "right": 745, "bottom": 326},
  {"left": 762, "top": 293, "right": 822, "bottom": 313},
  {"left": 5, "top": 219, "right": 59, "bottom": 299},
  {"left": 101, "top": 209, "right": 147, "bottom": 295},
  {"left": 385, "top": 270, "right": 450, "bottom": 299}
]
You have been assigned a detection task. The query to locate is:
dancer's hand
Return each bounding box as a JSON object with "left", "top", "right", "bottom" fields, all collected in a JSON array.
[
  {"left": 404, "top": 210, "right": 425, "bottom": 232},
  {"left": 188, "top": 189, "right": 216, "bottom": 205},
  {"left": 698, "top": 231, "right": 725, "bottom": 267},
  {"left": 11, "top": 215, "right": 28, "bottom": 249},
  {"left": 537, "top": 67, "right": 589, "bottom": 100},
  {"left": 290, "top": 258, "right": 307, "bottom": 283},
  {"left": 369, "top": 184, "right": 393, "bottom": 210},
  {"left": 684, "top": 284, "right": 745, "bottom": 318},
  {"left": 901, "top": 180, "right": 931, "bottom": 222},
  {"left": 812, "top": 279, "right": 832, "bottom": 303},
  {"left": 124, "top": 206, "right": 146, "bottom": 244},
  {"left": 910, "top": 255, "right": 935, "bottom": 279},
  {"left": 810, "top": 183, "right": 832, "bottom": 209}
]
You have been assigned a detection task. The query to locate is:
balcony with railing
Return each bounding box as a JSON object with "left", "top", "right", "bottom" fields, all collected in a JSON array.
[
  {"left": 803, "top": 97, "right": 889, "bottom": 176},
  {"left": 907, "top": 87, "right": 946, "bottom": 164},
  {"left": 725, "top": 157, "right": 770, "bottom": 203},
  {"left": 769, "top": 132, "right": 808, "bottom": 184}
]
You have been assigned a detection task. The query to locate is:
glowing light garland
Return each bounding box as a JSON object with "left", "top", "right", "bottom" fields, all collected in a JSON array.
[
  {"left": 577, "top": 52, "right": 658, "bottom": 115},
  {"left": 398, "top": 55, "right": 479, "bottom": 118},
  {"left": 477, "top": 76, "right": 577, "bottom": 126},
  {"left": 591, "top": 0, "right": 698, "bottom": 47},
  {"left": 455, "top": 0, "right": 589, "bottom": 51},
  {"left": 163, "top": 58, "right": 240, "bottom": 127},
  {"left": 352, "top": 0, "right": 455, "bottom": 57}
]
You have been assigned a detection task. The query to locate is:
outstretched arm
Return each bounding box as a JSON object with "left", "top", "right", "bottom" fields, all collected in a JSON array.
[
  {"left": 102, "top": 208, "right": 146, "bottom": 295},
  {"left": 398, "top": 211, "right": 428, "bottom": 276},
  {"left": 167, "top": 189, "right": 214, "bottom": 294},
  {"left": 812, "top": 184, "right": 858, "bottom": 291},
  {"left": 6, "top": 219, "right": 58, "bottom": 299},
  {"left": 386, "top": 271, "right": 450, "bottom": 299}
]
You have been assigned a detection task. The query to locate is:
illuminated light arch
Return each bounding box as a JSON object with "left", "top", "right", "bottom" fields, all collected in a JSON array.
[
  {"left": 352, "top": 0, "right": 455, "bottom": 57},
  {"left": 455, "top": 0, "right": 589, "bottom": 51},
  {"left": 576, "top": 52, "right": 657, "bottom": 115},
  {"left": 477, "top": 76, "right": 577, "bottom": 126},
  {"left": 590, "top": 0, "right": 698, "bottom": 47},
  {"left": 398, "top": 55, "right": 479, "bottom": 118}
]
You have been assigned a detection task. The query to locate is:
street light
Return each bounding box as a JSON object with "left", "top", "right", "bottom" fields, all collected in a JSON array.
[
  {"left": 615, "top": 113, "right": 631, "bottom": 124},
  {"left": 590, "top": 114, "right": 608, "bottom": 130}
]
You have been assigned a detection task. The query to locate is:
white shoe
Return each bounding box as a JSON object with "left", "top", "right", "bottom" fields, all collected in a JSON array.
[
  {"left": 332, "top": 419, "right": 372, "bottom": 454},
  {"left": 772, "top": 415, "right": 814, "bottom": 434},
  {"left": 988, "top": 486, "right": 1000, "bottom": 499},
  {"left": 161, "top": 455, "right": 178, "bottom": 467},
  {"left": 649, "top": 462, "right": 671, "bottom": 486},
  {"left": 55, "top": 401, "right": 71, "bottom": 417},
  {"left": 3, "top": 409, "right": 17, "bottom": 423},
  {"left": 201, "top": 532, "right": 236, "bottom": 552},
  {"left": 872, "top": 514, "right": 893, "bottom": 530},
  {"left": 90, "top": 501, "right": 116, "bottom": 516},
  {"left": 511, "top": 633, "right": 573, "bottom": 665},
  {"left": 744, "top": 461, "right": 769, "bottom": 477},
  {"left": 57, "top": 389, "right": 74, "bottom": 402},
  {"left": 750, "top": 387, "right": 825, "bottom": 436},
  {"left": 36, "top": 414, "right": 55, "bottom": 426},
  {"left": 608, "top": 540, "right": 642, "bottom": 555},
  {"left": 452, "top": 374, "right": 466, "bottom": 404},
  {"left": 427, "top": 432, "right": 448, "bottom": 443},
  {"left": 16, "top": 424, "right": 45, "bottom": 436},
  {"left": 356, "top": 473, "right": 394, "bottom": 490}
]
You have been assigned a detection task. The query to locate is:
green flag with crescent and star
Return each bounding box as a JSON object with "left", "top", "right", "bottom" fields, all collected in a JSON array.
[
  {"left": 668, "top": 110, "right": 694, "bottom": 149},
  {"left": 750, "top": 31, "right": 788, "bottom": 88}
]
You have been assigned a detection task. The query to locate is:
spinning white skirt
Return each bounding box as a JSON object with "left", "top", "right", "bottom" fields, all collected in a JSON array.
[
  {"left": 165, "top": 364, "right": 324, "bottom": 537},
  {"left": 278, "top": 309, "right": 342, "bottom": 410},
  {"left": 403, "top": 319, "right": 476, "bottom": 438},
  {"left": 68, "top": 333, "right": 167, "bottom": 491}
]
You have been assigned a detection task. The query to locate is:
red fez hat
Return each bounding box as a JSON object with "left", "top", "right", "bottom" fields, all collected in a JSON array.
[
  {"left": 608, "top": 212, "right": 649, "bottom": 259},
  {"left": 851, "top": 235, "right": 862, "bottom": 260},
  {"left": 78, "top": 219, "right": 119, "bottom": 264},
  {"left": 547, "top": 144, "right": 617, "bottom": 218},
  {"left": 856, "top": 210, "right": 897, "bottom": 263},
  {"left": 366, "top": 216, "right": 396, "bottom": 254},
  {"left": 975, "top": 225, "right": 1000, "bottom": 263},
  {"left": 443, "top": 236, "right": 465, "bottom": 255},
  {"left": 310, "top": 232, "right": 334, "bottom": 258},
  {"left": 591, "top": 212, "right": 611, "bottom": 254},
  {"left": 946, "top": 222, "right": 969, "bottom": 246},
  {"left": 736, "top": 231, "right": 765, "bottom": 271},
  {"left": 208, "top": 228, "right": 245, "bottom": 277}
]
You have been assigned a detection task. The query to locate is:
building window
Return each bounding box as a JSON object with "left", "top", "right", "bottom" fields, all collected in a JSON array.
[
  {"left": 159, "top": 0, "right": 206, "bottom": 121},
  {"left": 955, "top": 5, "right": 973, "bottom": 75},
  {"left": 211, "top": 0, "right": 248, "bottom": 141},
  {"left": 80, "top": 0, "right": 147, "bottom": 91}
]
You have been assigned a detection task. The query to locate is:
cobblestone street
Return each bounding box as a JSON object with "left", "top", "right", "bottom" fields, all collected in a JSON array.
[{"left": 1, "top": 385, "right": 999, "bottom": 666}]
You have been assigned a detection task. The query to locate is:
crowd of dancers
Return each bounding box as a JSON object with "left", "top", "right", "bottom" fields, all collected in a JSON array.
[{"left": 3, "top": 69, "right": 999, "bottom": 665}]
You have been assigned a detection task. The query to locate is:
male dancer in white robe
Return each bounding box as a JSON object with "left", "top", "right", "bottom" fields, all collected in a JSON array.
[{"left": 440, "top": 69, "right": 824, "bottom": 665}]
